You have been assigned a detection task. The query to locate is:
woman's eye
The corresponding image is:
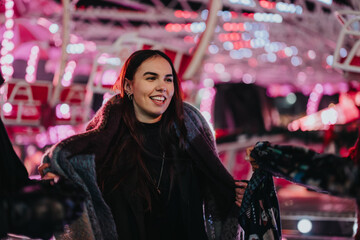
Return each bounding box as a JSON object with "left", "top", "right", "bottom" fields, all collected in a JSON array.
[{"left": 165, "top": 78, "right": 173, "bottom": 82}]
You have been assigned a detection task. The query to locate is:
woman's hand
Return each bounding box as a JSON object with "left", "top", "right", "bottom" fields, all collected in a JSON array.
[
  {"left": 235, "top": 180, "right": 248, "bottom": 207},
  {"left": 246, "top": 147, "right": 259, "bottom": 172},
  {"left": 38, "top": 163, "right": 60, "bottom": 182}
]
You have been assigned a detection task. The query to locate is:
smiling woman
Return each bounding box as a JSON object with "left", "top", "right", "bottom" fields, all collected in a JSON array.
[
  {"left": 39, "top": 50, "right": 250, "bottom": 240},
  {"left": 124, "top": 56, "right": 175, "bottom": 123}
]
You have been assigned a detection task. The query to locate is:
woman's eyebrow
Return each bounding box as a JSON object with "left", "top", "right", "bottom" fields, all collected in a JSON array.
[
  {"left": 143, "top": 72, "right": 173, "bottom": 78},
  {"left": 143, "top": 71, "right": 158, "bottom": 76}
]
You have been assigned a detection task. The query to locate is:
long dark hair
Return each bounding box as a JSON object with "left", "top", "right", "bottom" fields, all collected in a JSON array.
[{"left": 97, "top": 50, "right": 187, "bottom": 210}]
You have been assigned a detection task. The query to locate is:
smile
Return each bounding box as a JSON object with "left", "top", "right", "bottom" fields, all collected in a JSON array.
[{"left": 150, "top": 96, "right": 166, "bottom": 103}]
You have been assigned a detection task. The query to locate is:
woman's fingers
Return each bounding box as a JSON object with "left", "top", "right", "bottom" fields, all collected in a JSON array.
[
  {"left": 38, "top": 163, "right": 50, "bottom": 178},
  {"left": 235, "top": 181, "right": 248, "bottom": 188},
  {"left": 235, "top": 186, "right": 245, "bottom": 199},
  {"left": 42, "top": 172, "right": 60, "bottom": 183},
  {"left": 38, "top": 163, "right": 60, "bottom": 182},
  {"left": 235, "top": 200, "right": 242, "bottom": 207},
  {"left": 245, "top": 147, "right": 259, "bottom": 171},
  {"left": 235, "top": 180, "right": 248, "bottom": 207}
]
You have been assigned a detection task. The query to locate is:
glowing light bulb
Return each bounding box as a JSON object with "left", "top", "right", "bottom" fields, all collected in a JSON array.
[{"left": 297, "top": 219, "right": 312, "bottom": 234}]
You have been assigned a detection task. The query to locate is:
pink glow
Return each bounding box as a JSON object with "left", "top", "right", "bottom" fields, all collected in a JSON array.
[
  {"left": 56, "top": 104, "right": 71, "bottom": 119},
  {"left": 101, "top": 69, "right": 118, "bottom": 86},
  {"left": 61, "top": 61, "right": 77, "bottom": 86},
  {"left": 321, "top": 108, "right": 338, "bottom": 125},
  {"left": 5, "top": 19, "right": 14, "bottom": 29},
  {"left": 199, "top": 87, "right": 216, "bottom": 124},
  {"left": 2, "top": 102, "right": 13, "bottom": 114}
]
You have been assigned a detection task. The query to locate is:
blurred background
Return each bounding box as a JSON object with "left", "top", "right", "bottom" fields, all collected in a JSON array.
[{"left": 1, "top": 0, "right": 360, "bottom": 239}]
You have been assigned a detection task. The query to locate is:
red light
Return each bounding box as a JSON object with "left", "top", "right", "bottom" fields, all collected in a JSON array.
[
  {"left": 259, "top": 0, "right": 276, "bottom": 9},
  {"left": 173, "top": 24, "right": 182, "bottom": 32},
  {"left": 165, "top": 23, "right": 173, "bottom": 32},
  {"left": 278, "top": 50, "right": 287, "bottom": 58},
  {"left": 244, "top": 41, "right": 251, "bottom": 48},
  {"left": 218, "top": 33, "right": 227, "bottom": 42},
  {"left": 231, "top": 11, "right": 238, "bottom": 18},
  {"left": 191, "top": 12, "right": 198, "bottom": 19},
  {"left": 184, "top": 23, "right": 191, "bottom": 32},
  {"left": 183, "top": 11, "right": 191, "bottom": 19},
  {"left": 223, "top": 23, "right": 232, "bottom": 31},
  {"left": 184, "top": 36, "right": 194, "bottom": 43},
  {"left": 229, "top": 33, "right": 241, "bottom": 41},
  {"left": 174, "top": 10, "right": 182, "bottom": 18},
  {"left": 238, "top": 23, "right": 245, "bottom": 31}
]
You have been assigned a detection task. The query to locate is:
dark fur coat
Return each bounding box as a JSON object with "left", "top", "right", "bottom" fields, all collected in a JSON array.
[{"left": 42, "top": 95, "right": 242, "bottom": 240}]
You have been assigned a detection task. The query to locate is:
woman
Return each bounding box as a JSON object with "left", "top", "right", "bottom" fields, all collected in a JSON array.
[{"left": 40, "top": 50, "right": 247, "bottom": 240}]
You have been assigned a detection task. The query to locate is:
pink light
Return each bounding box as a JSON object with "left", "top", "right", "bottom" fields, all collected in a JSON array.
[
  {"left": 231, "top": 12, "right": 238, "bottom": 18},
  {"left": 301, "top": 115, "right": 317, "bottom": 131},
  {"left": 4, "top": 42, "right": 14, "bottom": 51},
  {"left": 4, "top": 30, "right": 14, "bottom": 39},
  {"left": 184, "top": 36, "right": 194, "bottom": 43},
  {"left": 174, "top": 10, "right": 182, "bottom": 18},
  {"left": 1, "top": 55, "right": 14, "bottom": 64},
  {"left": 184, "top": 24, "right": 191, "bottom": 32},
  {"left": 314, "top": 83, "right": 323, "bottom": 93},
  {"left": 56, "top": 104, "right": 71, "bottom": 119},
  {"left": 288, "top": 121, "right": 300, "bottom": 131},
  {"left": 2, "top": 102, "right": 13, "bottom": 113},
  {"left": 25, "top": 75, "right": 35, "bottom": 83},
  {"left": 60, "top": 103, "right": 70, "bottom": 114},
  {"left": 321, "top": 108, "right": 338, "bottom": 125},
  {"left": 1, "top": 49, "right": 8, "bottom": 55},
  {"left": 61, "top": 61, "right": 77, "bottom": 86},
  {"left": 26, "top": 66, "right": 35, "bottom": 74},
  {"left": 307, "top": 50, "right": 316, "bottom": 59},
  {"left": 47, "top": 126, "right": 76, "bottom": 144},
  {"left": 36, "top": 132, "right": 48, "bottom": 149},
  {"left": 2, "top": 0, "right": 15, "bottom": 81},
  {"left": 61, "top": 78, "right": 72, "bottom": 87},
  {"left": 25, "top": 46, "right": 40, "bottom": 83},
  {"left": 355, "top": 92, "right": 360, "bottom": 106},
  {"left": 65, "top": 62, "right": 76, "bottom": 72},
  {"left": 183, "top": 11, "right": 192, "bottom": 19},
  {"left": 5, "top": 19, "right": 14, "bottom": 29},
  {"left": 260, "top": 0, "right": 276, "bottom": 9},
  {"left": 266, "top": 84, "right": 294, "bottom": 97},
  {"left": 173, "top": 24, "right": 182, "bottom": 32},
  {"left": 97, "top": 53, "right": 110, "bottom": 65},
  {"left": 289, "top": 93, "right": 360, "bottom": 131},
  {"left": 85, "top": 41, "right": 97, "bottom": 52},
  {"left": 31, "top": 46, "right": 40, "bottom": 54},
  {"left": 101, "top": 69, "right": 118, "bottom": 85},
  {"left": 1, "top": 65, "right": 14, "bottom": 76},
  {"left": 200, "top": 87, "right": 216, "bottom": 124},
  {"left": 5, "top": 1, "right": 14, "bottom": 9},
  {"left": 165, "top": 23, "right": 173, "bottom": 32},
  {"left": 223, "top": 23, "right": 233, "bottom": 31},
  {"left": 5, "top": 9, "right": 14, "bottom": 18}
]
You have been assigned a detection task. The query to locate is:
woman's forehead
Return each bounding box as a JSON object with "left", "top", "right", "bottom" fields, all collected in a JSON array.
[{"left": 136, "top": 56, "right": 172, "bottom": 74}]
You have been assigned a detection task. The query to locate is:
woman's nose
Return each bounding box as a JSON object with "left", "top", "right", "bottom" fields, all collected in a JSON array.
[{"left": 156, "top": 84, "right": 166, "bottom": 92}]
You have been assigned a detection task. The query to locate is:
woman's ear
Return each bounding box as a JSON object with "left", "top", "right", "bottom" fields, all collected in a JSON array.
[{"left": 124, "top": 78, "right": 133, "bottom": 95}]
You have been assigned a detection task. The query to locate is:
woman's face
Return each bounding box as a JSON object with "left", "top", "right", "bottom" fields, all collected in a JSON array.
[{"left": 125, "top": 56, "right": 175, "bottom": 123}]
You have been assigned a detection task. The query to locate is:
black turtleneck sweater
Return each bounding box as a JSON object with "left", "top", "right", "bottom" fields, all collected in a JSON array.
[
  {"left": 141, "top": 121, "right": 186, "bottom": 240},
  {"left": 103, "top": 120, "right": 208, "bottom": 240}
]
